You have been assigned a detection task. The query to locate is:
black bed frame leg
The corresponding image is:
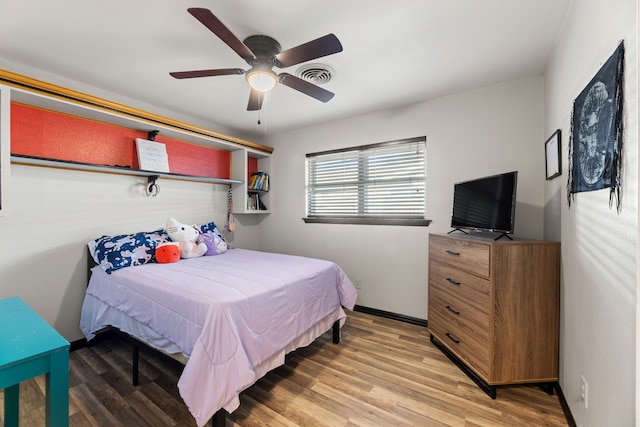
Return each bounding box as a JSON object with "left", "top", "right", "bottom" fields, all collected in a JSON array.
[
  {"left": 211, "top": 409, "right": 226, "bottom": 427},
  {"left": 132, "top": 342, "right": 139, "bottom": 386},
  {"left": 332, "top": 320, "right": 340, "bottom": 344}
]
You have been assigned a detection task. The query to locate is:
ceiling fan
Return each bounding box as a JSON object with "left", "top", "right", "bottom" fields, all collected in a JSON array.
[{"left": 170, "top": 8, "right": 343, "bottom": 111}]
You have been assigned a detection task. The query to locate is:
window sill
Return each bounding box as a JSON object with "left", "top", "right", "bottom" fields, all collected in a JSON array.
[{"left": 302, "top": 217, "right": 432, "bottom": 226}]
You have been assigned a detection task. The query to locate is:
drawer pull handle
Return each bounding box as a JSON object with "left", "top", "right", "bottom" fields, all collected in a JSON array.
[
  {"left": 446, "top": 278, "right": 461, "bottom": 286},
  {"left": 445, "top": 332, "right": 460, "bottom": 344},
  {"left": 446, "top": 305, "right": 460, "bottom": 315},
  {"left": 445, "top": 250, "right": 460, "bottom": 256}
]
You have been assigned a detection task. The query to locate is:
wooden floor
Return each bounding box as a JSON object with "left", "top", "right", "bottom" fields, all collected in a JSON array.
[{"left": 1, "top": 310, "right": 568, "bottom": 426}]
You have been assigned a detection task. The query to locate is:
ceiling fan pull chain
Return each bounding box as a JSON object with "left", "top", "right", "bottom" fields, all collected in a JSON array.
[
  {"left": 257, "top": 94, "right": 268, "bottom": 130},
  {"left": 263, "top": 95, "right": 268, "bottom": 131}
]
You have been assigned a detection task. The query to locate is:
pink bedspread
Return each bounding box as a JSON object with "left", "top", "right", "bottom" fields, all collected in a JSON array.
[{"left": 81, "top": 248, "right": 357, "bottom": 426}]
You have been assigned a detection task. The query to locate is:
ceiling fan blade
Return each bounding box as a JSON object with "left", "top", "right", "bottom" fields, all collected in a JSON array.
[
  {"left": 275, "top": 34, "right": 343, "bottom": 68},
  {"left": 278, "top": 73, "right": 334, "bottom": 103},
  {"left": 187, "top": 8, "right": 256, "bottom": 60},
  {"left": 247, "top": 89, "right": 264, "bottom": 111},
  {"left": 170, "top": 68, "right": 245, "bottom": 79}
]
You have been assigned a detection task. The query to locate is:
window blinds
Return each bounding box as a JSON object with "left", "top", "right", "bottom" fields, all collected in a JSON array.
[{"left": 306, "top": 137, "right": 426, "bottom": 218}]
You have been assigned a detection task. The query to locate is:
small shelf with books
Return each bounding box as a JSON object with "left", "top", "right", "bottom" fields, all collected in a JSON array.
[
  {"left": 247, "top": 171, "right": 269, "bottom": 192},
  {"left": 231, "top": 150, "right": 271, "bottom": 214},
  {"left": 247, "top": 170, "right": 269, "bottom": 211},
  {"left": 247, "top": 191, "right": 268, "bottom": 211}
]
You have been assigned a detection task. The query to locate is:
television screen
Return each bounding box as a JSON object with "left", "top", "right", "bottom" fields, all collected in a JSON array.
[{"left": 450, "top": 171, "right": 518, "bottom": 234}]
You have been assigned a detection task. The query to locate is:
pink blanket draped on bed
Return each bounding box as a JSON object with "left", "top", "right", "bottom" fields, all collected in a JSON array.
[{"left": 81, "top": 248, "right": 357, "bottom": 426}]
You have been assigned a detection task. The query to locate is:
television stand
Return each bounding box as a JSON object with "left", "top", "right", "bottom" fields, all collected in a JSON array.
[
  {"left": 447, "top": 228, "right": 513, "bottom": 241},
  {"left": 447, "top": 228, "right": 468, "bottom": 235},
  {"left": 494, "top": 233, "right": 513, "bottom": 241}
]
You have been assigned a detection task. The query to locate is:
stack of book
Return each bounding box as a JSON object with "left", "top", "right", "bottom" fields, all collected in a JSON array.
[
  {"left": 248, "top": 171, "right": 269, "bottom": 191},
  {"left": 247, "top": 193, "right": 267, "bottom": 210}
]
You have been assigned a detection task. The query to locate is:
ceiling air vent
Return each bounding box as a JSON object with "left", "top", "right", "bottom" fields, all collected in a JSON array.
[{"left": 295, "top": 63, "right": 335, "bottom": 85}]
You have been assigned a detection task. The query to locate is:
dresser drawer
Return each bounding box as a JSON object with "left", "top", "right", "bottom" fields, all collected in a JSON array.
[
  {"left": 428, "top": 289, "right": 489, "bottom": 344},
  {"left": 428, "top": 309, "right": 489, "bottom": 378},
  {"left": 429, "top": 259, "right": 490, "bottom": 314},
  {"left": 429, "top": 234, "right": 490, "bottom": 278}
]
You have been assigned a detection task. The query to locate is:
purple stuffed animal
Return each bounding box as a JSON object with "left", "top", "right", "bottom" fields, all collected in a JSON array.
[{"left": 198, "top": 230, "right": 228, "bottom": 255}]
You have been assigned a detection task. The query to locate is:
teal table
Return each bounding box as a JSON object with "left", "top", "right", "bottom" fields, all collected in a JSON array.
[{"left": 0, "top": 297, "right": 69, "bottom": 427}]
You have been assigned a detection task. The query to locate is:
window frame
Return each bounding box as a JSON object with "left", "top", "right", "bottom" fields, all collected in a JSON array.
[{"left": 303, "top": 136, "right": 431, "bottom": 226}]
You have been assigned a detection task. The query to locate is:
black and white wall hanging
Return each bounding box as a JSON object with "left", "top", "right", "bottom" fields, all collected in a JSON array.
[{"left": 567, "top": 40, "right": 624, "bottom": 212}]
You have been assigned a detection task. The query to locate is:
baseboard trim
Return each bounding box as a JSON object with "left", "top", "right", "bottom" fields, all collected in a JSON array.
[
  {"left": 354, "top": 305, "right": 428, "bottom": 327},
  {"left": 69, "top": 327, "right": 116, "bottom": 352},
  {"left": 69, "top": 338, "right": 87, "bottom": 351},
  {"left": 555, "top": 383, "right": 577, "bottom": 427}
]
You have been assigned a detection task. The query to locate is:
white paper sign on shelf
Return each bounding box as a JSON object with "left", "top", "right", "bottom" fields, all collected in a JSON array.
[{"left": 135, "top": 138, "right": 170, "bottom": 173}]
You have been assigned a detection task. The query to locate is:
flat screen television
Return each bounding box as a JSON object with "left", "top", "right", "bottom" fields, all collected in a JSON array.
[{"left": 450, "top": 171, "right": 518, "bottom": 239}]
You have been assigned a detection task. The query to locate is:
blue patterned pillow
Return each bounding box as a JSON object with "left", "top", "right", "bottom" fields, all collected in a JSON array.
[
  {"left": 89, "top": 229, "right": 170, "bottom": 274},
  {"left": 198, "top": 221, "right": 218, "bottom": 235},
  {"left": 198, "top": 221, "right": 227, "bottom": 243}
]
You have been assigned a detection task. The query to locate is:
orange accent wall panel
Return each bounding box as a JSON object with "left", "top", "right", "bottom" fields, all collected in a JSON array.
[
  {"left": 154, "top": 135, "right": 229, "bottom": 178},
  {"left": 11, "top": 103, "right": 230, "bottom": 179},
  {"left": 248, "top": 157, "right": 258, "bottom": 178}
]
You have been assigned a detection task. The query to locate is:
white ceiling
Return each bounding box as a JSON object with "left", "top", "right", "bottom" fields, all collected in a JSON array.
[{"left": 0, "top": 0, "right": 571, "bottom": 139}]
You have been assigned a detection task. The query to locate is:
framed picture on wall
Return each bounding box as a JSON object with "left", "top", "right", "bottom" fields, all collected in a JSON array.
[{"left": 545, "top": 129, "right": 561, "bottom": 180}]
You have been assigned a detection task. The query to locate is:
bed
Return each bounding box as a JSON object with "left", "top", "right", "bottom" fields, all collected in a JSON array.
[{"left": 80, "top": 227, "right": 357, "bottom": 427}]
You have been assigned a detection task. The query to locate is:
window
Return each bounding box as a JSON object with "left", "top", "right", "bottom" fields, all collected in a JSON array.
[{"left": 304, "top": 136, "right": 429, "bottom": 226}]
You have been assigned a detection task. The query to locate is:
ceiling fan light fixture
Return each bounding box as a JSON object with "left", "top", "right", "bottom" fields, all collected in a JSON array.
[
  {"left": 246, "top": 68, "right": 278, "bottom": 92},
  {"left": 173, "top": 8, "right": 343, "bottom": 111}
]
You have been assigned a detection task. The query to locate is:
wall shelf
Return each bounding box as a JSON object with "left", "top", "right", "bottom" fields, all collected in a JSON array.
[
  {"left": 11, "top": 154, "right": 243, "bottom": 185},
  {"left": 0, "top": 70, "right": 275, "bottom": 213}
]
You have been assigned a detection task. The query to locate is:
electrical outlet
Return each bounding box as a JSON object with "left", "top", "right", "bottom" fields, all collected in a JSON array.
[
  {"left": 355, "top": 279, "right": 362, "bottom": 289},
  {"left": 580, "top": 375, "right": 588, "bottom": 409}
]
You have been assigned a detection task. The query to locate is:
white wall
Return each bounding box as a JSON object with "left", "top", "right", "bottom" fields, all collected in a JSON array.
[
  {"left": 0, "top": 165, "right": 232, "bottom": 341},
  {"left": 544, "top": 0, "right": 637, "bottom": 425},
  {"left": 260, "top": 76, "right": 546, "bottom": 320}
]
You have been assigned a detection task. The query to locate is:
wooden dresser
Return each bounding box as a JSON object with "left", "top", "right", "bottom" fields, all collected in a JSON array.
[{"left": 427, "top": 233, "right": 560, "bottom": 397}]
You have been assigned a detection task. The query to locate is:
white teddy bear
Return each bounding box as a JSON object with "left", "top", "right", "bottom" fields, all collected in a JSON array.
[{"left": 166, "top": 217, "right": 207, "bottom": 259}]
